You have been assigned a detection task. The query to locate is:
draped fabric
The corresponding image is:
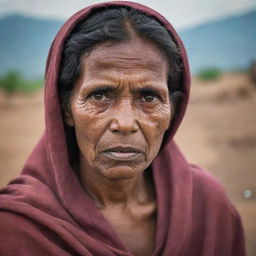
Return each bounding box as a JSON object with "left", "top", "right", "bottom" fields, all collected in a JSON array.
[{"left": 0, "top": 2, "right": 245, "bottom": 255}]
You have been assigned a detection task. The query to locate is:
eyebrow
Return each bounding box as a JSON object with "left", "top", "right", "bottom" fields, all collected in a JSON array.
[
  {"left": 132, "top": 86, "right": 167, "bottom": 96},
  {"left": 81, "top": 80, "right": 169, "bottom": 97},
  {"left": 84, "top": 85, "right": 117, "bottom": 95}
]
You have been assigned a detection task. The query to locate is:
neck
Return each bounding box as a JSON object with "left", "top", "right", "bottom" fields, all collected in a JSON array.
[{"left": 79, "top": 161, "right": 154, "bottom": 208}]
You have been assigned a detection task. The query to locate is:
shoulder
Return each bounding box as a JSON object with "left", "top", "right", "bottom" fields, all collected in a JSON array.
[
  {"left": 189, "top": 164, "right": 242, "bottom": 219},
  {"left": 0, "top": 211, "right": 48, "bottom": 255},
  {"left": 188, "top": 165, "right": 246, "bottom": 255},
  {"left": 190, "top": 164, "right": 231, "bottom": 202},
  {"left": 0, "top": 210, "right": 37, "bottom": 236},
  {"left": 0, "top": 211, "right": 71, "bottom": 256}
]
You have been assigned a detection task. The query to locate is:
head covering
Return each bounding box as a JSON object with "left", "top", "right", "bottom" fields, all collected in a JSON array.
[{"left": 0, "top": 2, "right": 245, "bottom": 255}]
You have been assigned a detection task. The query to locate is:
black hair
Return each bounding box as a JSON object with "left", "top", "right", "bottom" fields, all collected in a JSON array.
[{"left": 58, "top": 6, "right": 183, "bottom": 165}]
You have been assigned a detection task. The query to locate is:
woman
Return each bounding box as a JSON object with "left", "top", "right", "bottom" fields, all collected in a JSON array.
[{"left": 0, "top": 2, "right": 245, "bottom": 256}]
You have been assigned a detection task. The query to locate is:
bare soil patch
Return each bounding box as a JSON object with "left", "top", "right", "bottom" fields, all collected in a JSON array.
[{"left": 0, "top": 73, "right": 255, "bottom": 255}]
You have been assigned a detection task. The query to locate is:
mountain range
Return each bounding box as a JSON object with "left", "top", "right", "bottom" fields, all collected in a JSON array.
[{"left": 0, "top": 10, "right": 255, "bottom": 78}]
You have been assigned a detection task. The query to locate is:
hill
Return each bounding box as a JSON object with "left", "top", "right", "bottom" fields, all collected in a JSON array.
[
  {"left": 0, "top": 10, "right": 255, "bottom": 78},
  {"left": 0, "top": 14, "right": 63, "bottom": 78},
  {"left": 179, "top": 10, "right": 256, "bottom": 73}
]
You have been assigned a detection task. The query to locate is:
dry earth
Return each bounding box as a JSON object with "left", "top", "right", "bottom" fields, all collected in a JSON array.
[{"left": 0, "top": 73, "right": 255, "bottom": 255}]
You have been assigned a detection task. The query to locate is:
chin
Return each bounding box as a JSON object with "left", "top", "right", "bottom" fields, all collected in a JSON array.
[{"left": 100, "top": 166, "right": 139, "bottom": 180}]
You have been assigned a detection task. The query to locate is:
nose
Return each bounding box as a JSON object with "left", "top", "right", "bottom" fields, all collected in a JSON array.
[{"left": 109, "top": 100, "right": 139, "bottom": 135}]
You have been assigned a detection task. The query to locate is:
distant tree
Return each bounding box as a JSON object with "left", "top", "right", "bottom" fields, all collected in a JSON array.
[
  {"left": 249, "top": 61, "right": 256, "bottom": 86},
  {"left": 0, "top": 70, "right": 22, "bottom": 95},
  {"left": 197, "top": 68, "right": 222, "bottom": 81},
  {"left": 0, "top": 70, "right": 44, "bottom": 97}
]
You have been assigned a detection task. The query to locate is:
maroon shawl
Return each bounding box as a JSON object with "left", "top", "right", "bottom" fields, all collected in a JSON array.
[{"left": 0, "top": 2, "right": 245, "bottom": 255}]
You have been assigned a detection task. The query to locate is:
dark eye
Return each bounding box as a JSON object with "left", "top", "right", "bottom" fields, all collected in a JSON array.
[
  {"left": 89, "top": 91, "right": 110, "bottom": 101},
  {"left": 143, "top": 94, "right": 155, "bottom": 102},
  {"left": 140, "top": 92, "right": 159, "bottom": 103}
]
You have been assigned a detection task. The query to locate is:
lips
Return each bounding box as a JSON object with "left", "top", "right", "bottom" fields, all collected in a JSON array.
[{"left": 101, "top": 146, "right": 144, "bottom": 161}]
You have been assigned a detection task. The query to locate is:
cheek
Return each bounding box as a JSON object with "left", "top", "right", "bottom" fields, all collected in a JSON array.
[
  {"left": 145, "top": 103, "right": 171, "bottom": 133},
  {"left": 141, "top": 103, "right": 171, "bottom": 157},
  {"left": 72, "top": 102, "right": 104, "bottom": 141},
  {"left": 71, "top": 102, "right": 108, "bottom": 163},
  {"left": 155, "top": 105, "right": 171, "bottom": 130}
]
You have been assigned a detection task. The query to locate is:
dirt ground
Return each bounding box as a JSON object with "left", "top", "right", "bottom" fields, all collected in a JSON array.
[{"left": 0, "top": 73, "right": 255, "bottom": 255}]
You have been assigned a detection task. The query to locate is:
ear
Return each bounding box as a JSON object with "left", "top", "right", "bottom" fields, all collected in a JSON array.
[{"left": 63, "top": 105, "right": 75, "bottom": 127}]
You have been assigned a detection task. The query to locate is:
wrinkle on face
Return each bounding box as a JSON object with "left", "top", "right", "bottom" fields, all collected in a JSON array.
[
  {"left": 83, "top": 36, "right": 168, "bottom": 80},
  {"left": 67, "top": 35, "right": 172, "bottom": 182}
]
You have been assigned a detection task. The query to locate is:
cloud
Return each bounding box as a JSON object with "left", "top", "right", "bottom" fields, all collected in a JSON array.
[{"left": 0, "top": 0, "right": 255, "bottom": 29}]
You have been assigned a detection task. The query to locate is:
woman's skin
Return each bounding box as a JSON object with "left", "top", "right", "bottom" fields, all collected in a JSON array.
[{"left": 66, "top": 34, "right": 172, "bottom": 256}]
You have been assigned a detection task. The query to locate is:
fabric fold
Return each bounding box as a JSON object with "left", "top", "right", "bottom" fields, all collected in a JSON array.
[{"left": 0, "top": 1, "right": 245, "bottom": 256}]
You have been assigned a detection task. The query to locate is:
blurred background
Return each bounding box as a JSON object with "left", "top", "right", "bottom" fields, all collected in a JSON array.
[{"left": 0, "top": 0, "right": 255, "bottom": 255}]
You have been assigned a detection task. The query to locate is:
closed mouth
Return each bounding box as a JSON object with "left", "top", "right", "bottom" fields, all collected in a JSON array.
[{"left": 101, "top": 146, "right": 143, "bottom": 160}]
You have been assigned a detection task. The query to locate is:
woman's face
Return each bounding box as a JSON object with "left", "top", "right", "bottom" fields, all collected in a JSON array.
[{"left": 66, "top": 36, "right": 172, "bottom": 180}]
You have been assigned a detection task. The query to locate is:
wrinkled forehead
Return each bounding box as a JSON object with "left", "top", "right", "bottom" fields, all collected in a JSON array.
[{"left": 81, "top": 36, "right": 169, "bottom": 80}]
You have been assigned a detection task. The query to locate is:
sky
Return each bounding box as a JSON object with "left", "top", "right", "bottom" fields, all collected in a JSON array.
[{"left": 0, "top": 0, "right": 256, "bottom": 29}]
